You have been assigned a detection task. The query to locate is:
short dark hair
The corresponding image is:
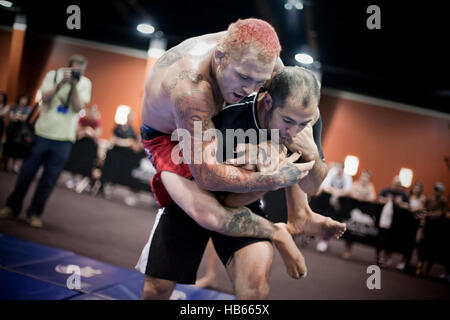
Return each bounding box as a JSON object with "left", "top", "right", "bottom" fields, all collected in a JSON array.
[
  {"left": 410, "top": 181, "right": 423, "bottom": 196},
  {"left": 16, "top": 94, "right": 29, "bottom": 105},
  {"left": 68, "top": 54, "right": 88, "bottom": 67},
  {"left": 268, "top": 66, "right": 320, "bottom": 110}
]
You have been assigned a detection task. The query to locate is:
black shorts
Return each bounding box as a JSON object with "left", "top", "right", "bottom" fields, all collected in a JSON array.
[{"left": 145, "top": 201, "right": 270, "bottom": 284}]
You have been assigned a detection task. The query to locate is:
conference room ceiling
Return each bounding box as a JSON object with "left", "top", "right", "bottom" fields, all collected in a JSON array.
[{"left": 2, "top": 0, "right": 448, "bottom": 114}]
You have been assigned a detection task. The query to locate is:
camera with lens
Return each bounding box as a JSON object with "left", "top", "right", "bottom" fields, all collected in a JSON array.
[{"left": 71, "top": 69, "right": 81, "bottom": 81}]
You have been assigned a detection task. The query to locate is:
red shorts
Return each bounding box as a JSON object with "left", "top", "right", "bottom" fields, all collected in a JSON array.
[{"left": 142, "top": 135, "right": 192, "bottom": 207}]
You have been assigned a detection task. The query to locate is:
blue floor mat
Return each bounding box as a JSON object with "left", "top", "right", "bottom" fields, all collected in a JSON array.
[
  {"left": 10, "top": 254, "right": 140, "bottom": 293},
  {"left": 0, "top": 233, "right": 74, "bottom": 268},
  {"left": 0, "top": 233, "right": 236, "bottom": 300},
  {"left": 0, "top": 269, "right": 79, "bottom": 300}
]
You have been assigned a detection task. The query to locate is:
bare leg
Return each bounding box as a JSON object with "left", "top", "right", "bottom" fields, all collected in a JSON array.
[
  {"left": 341, "top": 240, "right": 353, "bottom": 259},
  {"left": 141, "top": 276, "right": 176, "bottom": 300},
  {"left": 195, "top": 239, "right": 220, "bottom": 288},
  {"left": 285, "top": 184, "right": 346, "bottom": 240},
  {"left": 226, "top": 241, "right": 273, "bottom": 300}
]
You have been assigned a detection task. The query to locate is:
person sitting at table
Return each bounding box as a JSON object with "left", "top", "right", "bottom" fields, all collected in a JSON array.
[{"left": 341, "top": 169, "right": 376, "bottom": 259}]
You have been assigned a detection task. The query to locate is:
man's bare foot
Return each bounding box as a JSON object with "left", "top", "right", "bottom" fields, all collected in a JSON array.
[
  {"left": 195, "top": 275, "right": 217, "bottom": 289},
  {"left": 273, "top": 223, "right": 308, "bottom": 279},
  {"left": 287, "top": 212, "right": 346, "bottom": 240}
]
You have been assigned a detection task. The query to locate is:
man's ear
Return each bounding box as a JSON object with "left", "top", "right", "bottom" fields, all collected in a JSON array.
[
  {"left": 312, "top": 107, "right": 320, "bottom": 125},
  {"left": 263, "top": 92, "right": 273, "bottom": 112},
  {"left": 214, "top": 46, "right": 226, "bottom": 67}
]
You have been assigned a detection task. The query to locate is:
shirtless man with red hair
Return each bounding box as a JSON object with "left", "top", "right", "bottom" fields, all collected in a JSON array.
[{"left": 139, "top": 19, "right": 341, "bottom": 299}]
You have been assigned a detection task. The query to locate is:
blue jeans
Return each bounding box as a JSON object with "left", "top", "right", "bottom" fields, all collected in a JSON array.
[{"left": 6, "top": 135, "right": 72, "bottom": 217}]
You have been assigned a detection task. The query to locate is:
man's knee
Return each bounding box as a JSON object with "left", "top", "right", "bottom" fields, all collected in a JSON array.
[
  {"left": 236, "top": 273, "right": 270, "bottom": 300},
  {"left": 230, "top": 242, "right": 273, "bottom": 300},
  {"left": 141, "top": 276, "right": 175, "bottom": 300},
  {"left": 248, "top": 270, "right": 270, "bottom": 297}
]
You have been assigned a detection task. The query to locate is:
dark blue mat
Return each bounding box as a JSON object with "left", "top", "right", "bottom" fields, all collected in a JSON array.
[
  {"left": 0, "top": 269, "right": 79, "bottom": 300},
  {"left": 93, "top": 273, "right": 145, "bottom": 300},
  {"left": 10, "top": 255, "right": 139, "bottom": 293},
  {"left": 0, "top": 233, "right": 74, "bottom": 268},
  {"left": 0, "top": 234, "right": 236, "bottom": 300}
]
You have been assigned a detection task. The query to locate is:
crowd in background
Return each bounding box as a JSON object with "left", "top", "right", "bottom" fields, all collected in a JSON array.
[
  {"left": 0, "top": 93, "right": 32, "bottom": 172},
  {"left": 0, "top": 54, "right": 148, "bottom": 229},
  {"left": 0, "top": 55, "right": 449, "bottom": 282},
  {"left": 315, "top": 161, "right": 449, "bottom": 280}
]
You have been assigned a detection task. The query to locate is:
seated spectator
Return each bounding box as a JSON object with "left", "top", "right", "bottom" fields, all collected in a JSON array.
[
  {"left": 394, "top": 181, "right": 427, "bottom": 271},
  {"left": 408, "top": 181, "right": 427, "bottom": 246},
  {"left": 65, "top": 105, "right": 103, "bottom": 191},
  {"left": 418, "top": 182, "right": 449, "bottom": 279},
  {"left": 111, "top": 111, "right": 141, "bottom": 152},
  {"left": 409, "top": 181, "right": 426, "bottom": 213},
  {"left": 0, "top": 92, "right": 9, "bottom": 160},
  {"left": 320, "top": 162, "right": 353, "bottom": 198},
  {"left": 348, "top": 169, "right": 376, "bottom": 202},
  {"left": 341, "top": 169, "right": 376, "bottom": 259},
  {"left": 424, "top": 182, "right": 448, "bottom": 219},
  {"left": 376, "top": 176, "right": 410, "bottom": 267},
  {"left": 2, "top": 95, "right": 32, "bottom": 172},
  {"left": 408, "top": 181, "right": 427, "bottom": 247},
  {"left": 316, "top": 162, "right": 353, "bottom": 252},
  {"left": 77, "top": 104, "right": 102, "bottom": 140},
  {"left": 102, "top": 111, "right": 142, "bottom": 204}
]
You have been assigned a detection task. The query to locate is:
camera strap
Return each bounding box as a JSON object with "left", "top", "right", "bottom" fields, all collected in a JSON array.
[
  {"left": 64, "top": 84, "right": 74, "bottom": 109},
  {"left": 25, "top": 102, "right": 40, "bottom": 126}
]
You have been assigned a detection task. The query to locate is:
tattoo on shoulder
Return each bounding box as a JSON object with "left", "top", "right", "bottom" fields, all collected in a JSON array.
[
  {"left": 153, "top": 39, "right": 198, "bottom": 72},
  {"left": 174, "top": 90, "right": 215, "bottom": 133},
  {"left": 168, "top": 69, "right": 204, "bottom": 91},
  {"left": 152, "top": 50, "right": 182, "bottom": 71}
]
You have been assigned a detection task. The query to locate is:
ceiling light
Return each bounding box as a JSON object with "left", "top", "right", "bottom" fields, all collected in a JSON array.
[
  {"left": 399, "top": 168, "right": 413, "bottom": 188},
  {"left": 0, "top": 1, "right": 13, "bottom": 8},
  {"left": 344, "top": 155, "right": 359, "bottom": 176},
  {"left": 295, "top": 53, "right": 314, "bottom": 65},
  {"left": 284, "top": 0, "right": 303, "bottom": 11},
  {"left": 115, "top": 105, "right": 131, "bottom": 125},
  {"left": 137, "top": 23, "right": 155, "bottom": 35}
]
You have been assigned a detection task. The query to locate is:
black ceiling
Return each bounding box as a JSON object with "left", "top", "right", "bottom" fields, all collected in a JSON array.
[{"left": 1, "top": 0, "right": 449, "bottom": 114}]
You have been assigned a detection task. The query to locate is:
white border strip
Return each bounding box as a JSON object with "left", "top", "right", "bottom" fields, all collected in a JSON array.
[
  {"left": 54, "top": 35, "right": 148, "bottom": 60},
  {"left": 135, "top": 208, "right": 164, "bottom": 274},
  {"left": 322, "top": 87, "right": 450, "bottom": 120},
  {"left": 13, "top": 23, "right": 26, "bottom": 31}
]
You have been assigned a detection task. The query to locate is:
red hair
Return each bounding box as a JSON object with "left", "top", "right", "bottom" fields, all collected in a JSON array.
[{"left": 221, "top": 18, "right": 281, "bottom": 63}]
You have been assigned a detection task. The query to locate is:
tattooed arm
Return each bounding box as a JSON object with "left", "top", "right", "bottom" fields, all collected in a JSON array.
[
  {"left": 171, "top": 80, "right": 314, "bottom": 193},
  {"left": 162, "top": 170, "right": 307, "bottom": 279}
]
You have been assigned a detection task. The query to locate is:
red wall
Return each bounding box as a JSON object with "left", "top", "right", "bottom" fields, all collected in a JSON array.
[
  {"left": 319, "top": 94, "right": 450, "bottom": 197},
  {"left": 1, "top": 29, "right": 449, "bottom": 196},
  {"left": 0, "top": 29, "right": 12, "bottom": 92}
]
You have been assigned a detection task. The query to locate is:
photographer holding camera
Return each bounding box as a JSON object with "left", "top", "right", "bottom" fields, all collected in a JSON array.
[{"left": 0, "top": 55, "right": 91, "bottom": 227}]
